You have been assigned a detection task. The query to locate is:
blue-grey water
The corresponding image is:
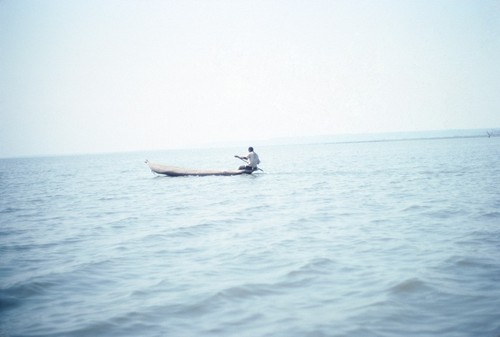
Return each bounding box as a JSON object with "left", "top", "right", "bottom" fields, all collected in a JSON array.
[{"left": 1, "top": 137, "right": 500, "bottom": 337}]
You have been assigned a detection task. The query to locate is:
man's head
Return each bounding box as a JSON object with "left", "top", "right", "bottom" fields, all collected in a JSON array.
[{"left": 248, "top": 147, "right": 254, "bottom": 152}]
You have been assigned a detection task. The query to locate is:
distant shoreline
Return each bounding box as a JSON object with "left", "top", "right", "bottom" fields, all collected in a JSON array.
[
  {"left": 325, "top": 134, "right": 496, "bottom": 146},
  {"left": 262, "top": 128, "right": 500, "bottom": 147}
]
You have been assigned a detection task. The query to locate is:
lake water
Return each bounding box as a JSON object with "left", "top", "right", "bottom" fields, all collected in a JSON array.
[{"left": 1, "top": 137, "right": 500, "bottom": 337}]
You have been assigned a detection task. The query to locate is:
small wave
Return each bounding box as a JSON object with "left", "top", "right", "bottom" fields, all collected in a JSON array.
[
  {"left": 215, "top": 283, "right": 280, "bottom": 301},
  {"left": 6, "top": 241, "right": 60, "bottom": 252},
  {"left": 478, "top": 211, "right": 500, "bottom": 219},
  {"left": 0, "top": 280, "right": 59, "bottom": 314},
  {"left": 388, "top": 278, "right": 432, "bottom": 295},
  {"left": 0, "top": 292, "right": 20, "bottom": 312},
  {"left": 108, "top": 216, "right": 140, "bottom": 229},
  {"left": 58, "top": 312, "right": 161, "bottom": 337},
  {"left": 401, "top": 204, "right": 430, "bottom": 212},
  {"left": 0, "top": 207, "right": 21, "bottom": 214},
  {"left": 286, "top": 258, "right": 337, "bottom": 279},
  {"left": 445, "top": 255, "right": 500, "bottom": 272},
  {"left": 170, "top": 283, "right": 281, "bottom": 318},
  {"left": 169, "top": 223, "right": 213, "bottom": 238}
]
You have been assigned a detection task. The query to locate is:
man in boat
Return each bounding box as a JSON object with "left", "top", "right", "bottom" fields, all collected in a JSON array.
[{"left": 235, "top": 147, "right": 260, "bottom": 171}]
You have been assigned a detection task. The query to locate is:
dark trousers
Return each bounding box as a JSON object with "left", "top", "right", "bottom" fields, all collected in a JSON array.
[{"left": 238, "top": 165, "right": 254, "bottom": 171}]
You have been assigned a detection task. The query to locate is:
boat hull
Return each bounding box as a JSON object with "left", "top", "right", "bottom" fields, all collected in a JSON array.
[{"left": 146, "top": 160, "right": 252, "bottom": 177}]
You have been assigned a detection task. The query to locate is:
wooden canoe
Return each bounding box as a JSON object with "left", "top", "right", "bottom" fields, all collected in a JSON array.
[{"left": 145, "top": 160, "right": 253, "bottom": 177}]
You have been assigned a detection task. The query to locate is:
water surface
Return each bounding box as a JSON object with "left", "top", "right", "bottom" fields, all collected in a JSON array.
[{"left": 1, "top": 137, "right": 500, "bottom": 337}]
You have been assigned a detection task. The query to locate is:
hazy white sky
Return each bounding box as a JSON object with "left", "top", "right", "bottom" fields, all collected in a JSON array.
[{"left": 1, "top": 0, "right": 499, "bottom": 157}]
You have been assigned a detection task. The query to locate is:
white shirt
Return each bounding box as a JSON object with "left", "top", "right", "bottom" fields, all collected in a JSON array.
[{"left": 247, "top": 151, "right": 260, "bottom": 168}]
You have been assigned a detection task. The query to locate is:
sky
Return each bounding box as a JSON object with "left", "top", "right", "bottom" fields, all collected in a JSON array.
[{"left": 1, "top": 0, "right": 499, "bottom": 157}]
